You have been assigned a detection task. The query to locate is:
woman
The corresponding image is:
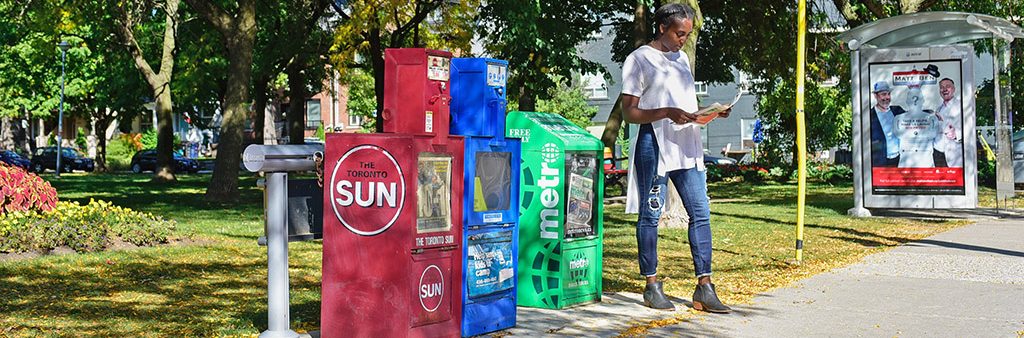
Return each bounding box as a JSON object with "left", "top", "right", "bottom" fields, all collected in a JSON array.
[{"left": 620, "top": 3, "right": 731, "bottom": 313}]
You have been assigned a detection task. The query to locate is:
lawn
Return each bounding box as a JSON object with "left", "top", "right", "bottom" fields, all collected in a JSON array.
[{"left": 0, "top": 173, "right": 979, "bottom": 337}]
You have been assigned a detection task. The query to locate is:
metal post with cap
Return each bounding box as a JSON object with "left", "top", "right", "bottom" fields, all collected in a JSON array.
[{"left": 242, "top": 144, "right": 323, "bottom": 338}]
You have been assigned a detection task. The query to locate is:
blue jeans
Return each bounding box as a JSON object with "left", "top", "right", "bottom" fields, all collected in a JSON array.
[{"left": 634, "top": 124, "right": 713, "bottom": 278}]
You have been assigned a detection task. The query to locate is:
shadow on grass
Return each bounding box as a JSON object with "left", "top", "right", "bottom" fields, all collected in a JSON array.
[{"left": 0, "top": 245, "right": 322, "bottom": 336}]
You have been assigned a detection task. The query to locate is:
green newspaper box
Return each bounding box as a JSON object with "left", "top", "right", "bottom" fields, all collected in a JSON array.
[{"left": 506, "top": 111, "right": 604, "bottom": 309}]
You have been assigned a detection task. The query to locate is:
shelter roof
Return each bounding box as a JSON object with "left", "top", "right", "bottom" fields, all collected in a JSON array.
[{"left": 837, "top": 11, "right": 1024, "bottom": 50}]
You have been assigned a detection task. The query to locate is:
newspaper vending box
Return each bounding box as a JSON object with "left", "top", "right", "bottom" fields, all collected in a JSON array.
[
  {"left": 506, "top": 111, "right": 605, "bottom": 309},
  {"left": 321, "top": 48, "right": 464, "bottom": 337},
  {"left": 450, "top": 57, "right": 521, "bottom": 336}
]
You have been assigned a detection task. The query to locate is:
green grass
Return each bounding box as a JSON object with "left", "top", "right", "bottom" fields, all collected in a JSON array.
[{"left": 0, "top": 174, "right": 984, "bottom": 337}]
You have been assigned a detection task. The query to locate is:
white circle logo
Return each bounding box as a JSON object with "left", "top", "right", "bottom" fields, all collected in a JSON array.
[
  {"left": 418, "top": 265, "right": 444, "bottom": 312},
  {"left": 541, "top": 142, "right": 559, "bottom": 163},
  {"left": 330, "top": 145, "right": 406, "bottom": 236}
]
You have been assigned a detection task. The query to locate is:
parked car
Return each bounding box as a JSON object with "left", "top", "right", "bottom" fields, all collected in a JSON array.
[
  {"left": 31, "top": 147, "right": 95, "bottom": 173},
  {"left": 704, "top": 153, "right": 738, "bottom": 167},
  {"left": 130, "top": 149, "right": 200, "bottom": 174},
  {"left": 0, "top": 150, "right": 31, "bottom": 170}
]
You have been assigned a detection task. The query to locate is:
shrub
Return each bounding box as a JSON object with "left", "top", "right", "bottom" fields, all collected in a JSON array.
[
  {"left": 978, "top": 158, "right": 996, "bottom": 188},
  {"left": 806, "top": 162, "right": 853, "bottom": 184},
  {"left": 140, "top": 129, "right": 182, "bottom": 151},
  {"left": 738, "top": 165, "right": 769, "bottom": 183},
  {"left": 0, "top": 199, "right": 176, "bottom": 253},
  {"left": 0, "top": 162, "right": 58, "bottom": 213},
  {"left": 107, "top": 134, "right": 142, "bottom": 171}
]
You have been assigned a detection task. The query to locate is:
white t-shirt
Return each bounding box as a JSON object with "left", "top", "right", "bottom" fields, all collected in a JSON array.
[
  {"left": 934, "top": 97, "right": 963, "bottom": 167},
  {"left": 621, "top": 45, "right": 703, "bottom": 213}
]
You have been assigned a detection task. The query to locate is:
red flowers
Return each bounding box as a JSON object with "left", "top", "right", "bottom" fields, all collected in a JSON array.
[{"left": 0, "top": 162, "right": 58, "bottom": 213}]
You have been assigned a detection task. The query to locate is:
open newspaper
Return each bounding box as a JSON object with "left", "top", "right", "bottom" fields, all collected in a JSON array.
[{"left": 691, "top": 88, "right": 744, "bottom": 125}]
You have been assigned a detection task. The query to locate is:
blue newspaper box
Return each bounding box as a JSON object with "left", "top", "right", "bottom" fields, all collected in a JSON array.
[{"left": 450, "top": 57, "right": 521, "bottom": 337}]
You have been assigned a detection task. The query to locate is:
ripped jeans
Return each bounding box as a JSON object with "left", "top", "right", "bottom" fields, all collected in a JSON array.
[{"left": 634, "top": 123, "right": 713, "bottom": 278}]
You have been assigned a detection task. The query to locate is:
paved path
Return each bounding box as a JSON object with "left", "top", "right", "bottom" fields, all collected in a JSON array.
[
  {"left": 647, "top": 218, "right": 1024, "bottom": 337},
  {"left": 505, "top": 216, "right": 1024, "bottom": 337}
]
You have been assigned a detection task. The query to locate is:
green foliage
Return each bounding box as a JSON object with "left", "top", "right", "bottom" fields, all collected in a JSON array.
[
  {"left": 141, "top": 129, "right": 159, "bottom": 150},
  {"left": 536, "top": 75, "right": 599, "bottom": 129},
  {"left": 140, "top": 129, "right": 181, "bottom": 151},
  {"left": 75, "top": 127, "right": 88, "bottom": 150},
  {"left": 0, "top": 199, "right": 175, "bottom": 253},
  {"left": 340, "top": 68, "right": 377, "bottom": 133},
  {"left": 106, "top": 135, "right": 141, "bottom": 171},
  {"left": 978, "top": 157, "right": 996, "bottom": 188},
  {"left": 805, "top": 162, "right": 853, "bottom": 185},
  {"left": 315, "top": 124, "right": 325, "bottom": 141},
  {"left": 478, "top": 0, "right": 614, "bottom": 109},
  {"left": 756, "top": 81, "right": 851, "bottom": 168},
  {"left": 0, "top": 162, "right": 59, "bottom": 213}
]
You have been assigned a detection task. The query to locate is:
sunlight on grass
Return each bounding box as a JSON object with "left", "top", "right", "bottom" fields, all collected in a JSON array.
[
  {"left": 0, "top": 174, "right": 974, "bottom": 336},
  {"left": 605, "top": 181, "right": 970, "bottom": 335}
]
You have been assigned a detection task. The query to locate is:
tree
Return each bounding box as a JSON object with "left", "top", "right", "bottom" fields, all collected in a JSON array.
[
  {"left": 340, "top": 68, "right": 377, "bottom": 133},
  {"left": 251, "top": 0, "right": 332, "bottom": 145},
  {"left": 185, "top": 0, "right": 257, "bottom": 201},
  {"left": 477, "top": 0, "right": 618, "bottom": 112},
  {"left": 332, "top": 0, "right": 478, "bottom": 132},
  {"left": 113, "top": 0, "right": 181, "bottom": 182},
  {"left": 536, "top": 75, "right": 599, "bottom": 128}
]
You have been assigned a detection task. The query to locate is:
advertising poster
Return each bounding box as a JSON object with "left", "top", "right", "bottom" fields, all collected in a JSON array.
[
  {"left": 866, "top": 59, "right": 966, "bottom": 195},
  {"left": 466, "top": 230, "right": 515, "bottom": 297},
  {"left": 565, "top": 152, "right": 597, "bottom": 238},
  {"left": 417, "top": 154, "right": 452, "bottom": 232}
]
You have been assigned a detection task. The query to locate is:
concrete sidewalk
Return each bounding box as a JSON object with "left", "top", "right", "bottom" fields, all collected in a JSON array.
[{"left": 503, "top": 217, "right": 1024, "bottom": 337}]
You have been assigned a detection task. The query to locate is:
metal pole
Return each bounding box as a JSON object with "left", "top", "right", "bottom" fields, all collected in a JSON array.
[
  {"left": 260, "top": 172, "right": 299, "bottom": 338},
  {"left": 848, "top": 48, "right": 871, "bottom": 217},
  {"left": 794, "top": 0, "right": 807, "bottom": 263},
  {"left": 56, "top": 44, "right": 66, "bottom": 178},
  {"left": 993, "top": 40, "right": 1015, "bottom": 204}
]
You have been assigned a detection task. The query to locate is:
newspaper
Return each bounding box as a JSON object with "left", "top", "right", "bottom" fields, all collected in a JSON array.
[
  {"left": 416, "top": 155, "right": 452, "bottom": 233},
  {"left": 692, "top": 88, "right": 744, "bottom": 126},
  {"left": 565, "top": 173, "right": 595, "bottom": 238}
]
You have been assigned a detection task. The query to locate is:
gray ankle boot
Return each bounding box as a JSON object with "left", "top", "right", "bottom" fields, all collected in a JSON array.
[
  {"left": 643, "top": 281, "right": 675, "bottom": 310},
  {"left": 692, "top": 283, "right": 731, "bottom": 313}
]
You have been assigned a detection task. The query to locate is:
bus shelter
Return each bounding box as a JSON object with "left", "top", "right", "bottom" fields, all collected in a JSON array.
[{"left": 838, "top": 12, "right": 1024, "bottom": 216}]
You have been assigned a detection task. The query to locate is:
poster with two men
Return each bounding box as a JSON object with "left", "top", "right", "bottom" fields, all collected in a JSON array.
[{"left": 859, "top": 45, "right": 977, "bottom": 208}]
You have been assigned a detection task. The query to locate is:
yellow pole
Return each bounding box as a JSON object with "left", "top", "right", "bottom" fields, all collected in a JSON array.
[{"left": 794, "top": 0, "right": 808, "bottom": 263}]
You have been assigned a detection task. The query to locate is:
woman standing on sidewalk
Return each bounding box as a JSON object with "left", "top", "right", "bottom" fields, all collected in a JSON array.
[{"left": 620, "top": 3, "right": 731, "bottom": 313}]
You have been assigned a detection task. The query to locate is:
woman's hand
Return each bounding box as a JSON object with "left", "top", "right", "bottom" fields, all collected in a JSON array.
[
  {"left": 662, "top": 107, "right": 697, "bottom": 124},
  {"left": 718, "top": 107, "right": 732, "bottom": 118}
]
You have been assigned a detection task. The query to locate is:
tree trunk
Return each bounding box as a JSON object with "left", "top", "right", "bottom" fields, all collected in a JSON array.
[
  {"left": 93, "top": 109, "right": 112, "bottom": 173},
  {"left": 601, "top": 1, "right": 649, "bottom": 149},
  {"left": 1, "top": 117, "right": 12, "bottom": 151},
  {"left": 287, "top": 57, "right": 308, "bottom": 144},
  {"left": 153, "top": 88, "right": 177, "bottom": 182},
  {"left": 370, "top": 27, "right": 385, "bottom": 132},
  {"left": 253, "top": 76, "right": 269, "bottom": 144},
  {"left": 206, "top": 28, "right": 256, "bottom": 201},
  {"left": 517, "top": 85, "right": 536, "bottom": 111}
]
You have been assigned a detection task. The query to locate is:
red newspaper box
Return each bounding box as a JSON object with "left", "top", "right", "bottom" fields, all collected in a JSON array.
[{"left": 321, "top": 48, "right": 464, "bottom": 337}]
